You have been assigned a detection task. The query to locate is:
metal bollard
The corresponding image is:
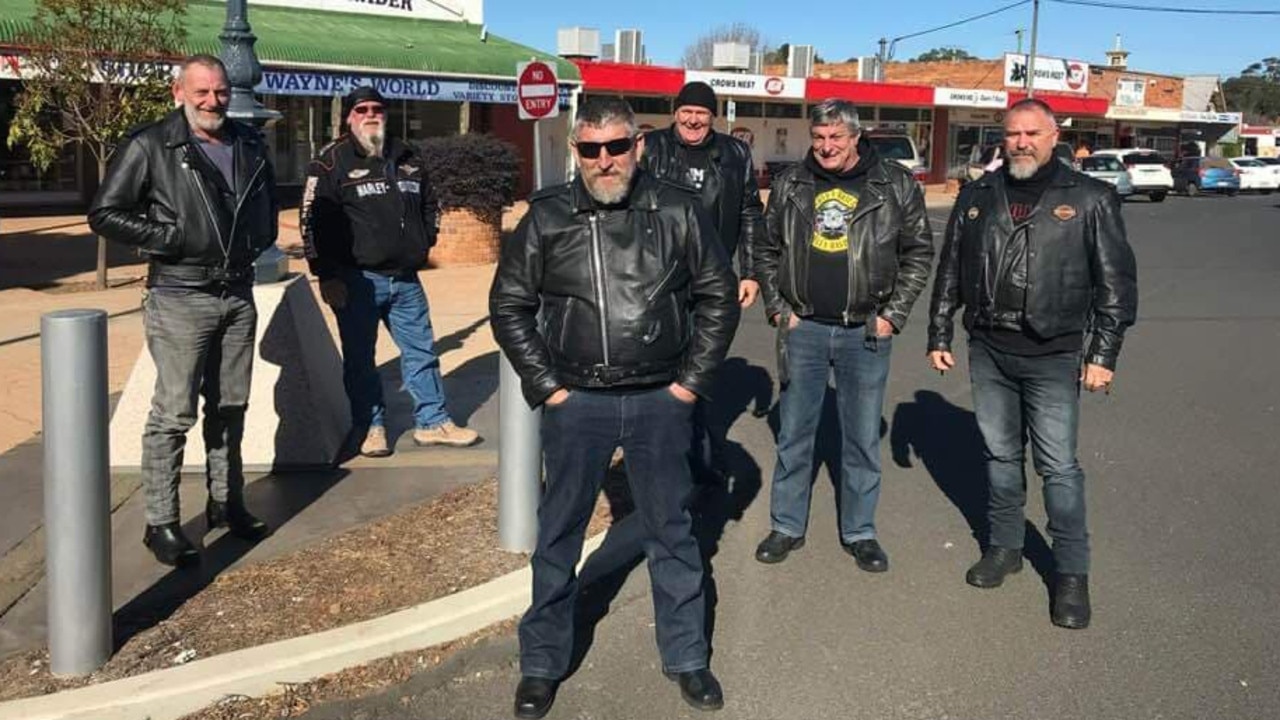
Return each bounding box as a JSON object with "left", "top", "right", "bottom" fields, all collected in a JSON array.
[
  {"left": 41, "top": 309, "right": 112, "bottom": 675},
  {"left": 497, "top": 352, "right": 540, "bottom": 552}
]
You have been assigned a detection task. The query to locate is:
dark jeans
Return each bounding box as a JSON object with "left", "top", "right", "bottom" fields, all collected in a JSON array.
[
  {"left": 968, "top": 339, "right": 1089, "bottom": 574},
  {"left": 520, "top": 386, "right": 708, "bottom": 679},
  {"left": 769, "top": 318, "right": 892, "bottom": 543},
  {"left": 333, "top": 269, "right": 450, "bottom": 430},
  {"left": 141, "top": 287, "right": 256, "bottom": 525}
]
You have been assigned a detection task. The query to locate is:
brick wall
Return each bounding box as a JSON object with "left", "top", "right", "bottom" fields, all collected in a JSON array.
[{"left": 430, "top": 208, "right": 500, "bottom": 267}]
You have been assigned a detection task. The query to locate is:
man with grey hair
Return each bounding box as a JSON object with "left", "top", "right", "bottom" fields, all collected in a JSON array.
[
  {"left": 89, "top": 54, "right": 278, "bottom": 567},
  {"left": 753, "top": 98, "right": 935, "bottom": 569},
  {"left": 928, "top": 98, "right": 1137, "bottom": 629},
  {"left": 491, "top": 96, "right": 738, "bottom": 717}
]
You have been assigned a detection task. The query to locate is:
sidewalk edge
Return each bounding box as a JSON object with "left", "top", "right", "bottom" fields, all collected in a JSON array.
[{"left": 0, "top": 534, "right": 606, "bottom": 720}]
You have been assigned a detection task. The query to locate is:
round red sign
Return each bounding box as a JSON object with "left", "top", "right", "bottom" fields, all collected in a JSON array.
[
  {"left": 517, "top": 61, "right": 558, "bottom": 120},
  {"left": 764, "top": 77, "right": 785, "bottom": 95}
]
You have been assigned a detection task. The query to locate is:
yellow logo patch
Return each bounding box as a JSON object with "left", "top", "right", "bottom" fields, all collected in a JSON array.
[{"left": 1053, "top": 204, "right": 1078, "bottom": 221}]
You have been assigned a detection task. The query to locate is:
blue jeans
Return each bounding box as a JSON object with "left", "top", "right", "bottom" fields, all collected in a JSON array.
[
  {"left": 333, "top": 269, "right": 450, "bottom": 430},
  {"left": 521, "top": 387, "right": 707, "bottom": 680},
  {"left": 769, "top": 318, "right": 892, "bottom": 543},
  {"left": 968, "top": 339, "right": 1089, "bottom": 574}
]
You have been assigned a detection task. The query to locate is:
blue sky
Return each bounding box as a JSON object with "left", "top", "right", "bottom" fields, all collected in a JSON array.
[{"left": 484, "top": 0, "right": 1277, "bottom": 78}]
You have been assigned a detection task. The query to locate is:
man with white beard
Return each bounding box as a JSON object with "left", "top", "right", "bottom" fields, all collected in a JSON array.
[
  {"left": 90, "top": 55, "right": 279, "bottom": 567},
  {"left": 301, "top": 86, "right": 479, "bottom": 457}
]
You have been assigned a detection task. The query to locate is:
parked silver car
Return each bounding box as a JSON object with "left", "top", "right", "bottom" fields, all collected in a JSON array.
[{"left": 1078, "top": 155, "right": 1134, "bottom": 198}]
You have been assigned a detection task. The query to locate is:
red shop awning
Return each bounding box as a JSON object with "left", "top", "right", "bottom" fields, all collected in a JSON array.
[
  {"left": 572, "top": 60, "right": 686, "bottom": 96},
  {"left": 805, "top": 78, "right": 934, "bottom": 107},
  {"left": 1008, "top": 91, "right": 1109, "bottom": 117}
]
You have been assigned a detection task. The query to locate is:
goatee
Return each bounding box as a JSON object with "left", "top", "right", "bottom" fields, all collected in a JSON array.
[{"left": 354, "top": 125, "right": 385, "bottom": 157}]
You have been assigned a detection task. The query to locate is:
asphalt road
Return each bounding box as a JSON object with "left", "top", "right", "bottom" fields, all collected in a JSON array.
[{"left": 305, "top": 192, "right": 1280, "bottom": 720}]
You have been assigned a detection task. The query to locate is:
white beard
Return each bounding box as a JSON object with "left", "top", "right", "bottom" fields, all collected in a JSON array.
[
  {"left": 183, "top": 102, "right": 225, "bottom": 134},
  {"left": 1008, "top": 156, "right": 1040, "bottom": 180},
  {"left": 583, "top": 166, "right": 634, "bottom": 204},
  {"left": 353, "top": 125, "right": 385, "bottom": 157}
]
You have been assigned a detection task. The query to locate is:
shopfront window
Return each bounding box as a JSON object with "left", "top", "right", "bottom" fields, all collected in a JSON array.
[{"left": 0, "top": 81, "right": 81, "bottom": 195}]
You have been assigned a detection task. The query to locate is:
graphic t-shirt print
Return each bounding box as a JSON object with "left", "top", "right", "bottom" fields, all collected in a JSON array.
[{"left": 812, "top": 187, "right": 859, "bottom": 253}]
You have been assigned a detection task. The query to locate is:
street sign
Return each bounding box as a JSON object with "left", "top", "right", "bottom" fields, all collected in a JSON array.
[
  {"left": 516, "top": 60, "right": 559, "bottom": 121},
  {"left": 726, "top": 99, "right": 736, "bottom": 123}
]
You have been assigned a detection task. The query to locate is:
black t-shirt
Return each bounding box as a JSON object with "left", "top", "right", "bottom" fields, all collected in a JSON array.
[
  {"left": 804, "top": 146, "right": 876, "bottom": 324},
  {"left": 973, "top": 160, "right": 1082, "bottom": 356}
]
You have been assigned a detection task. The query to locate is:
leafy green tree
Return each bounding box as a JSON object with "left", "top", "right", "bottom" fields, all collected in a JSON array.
[
  {"left": 911, "top": 47, "right": 977, "bottom": 63},
  {"left": 6, "top": 0, "right": 186, "bottom": 289},
  {"left": 1224, "top": 58, "right": 1280, "bottom": 125}
]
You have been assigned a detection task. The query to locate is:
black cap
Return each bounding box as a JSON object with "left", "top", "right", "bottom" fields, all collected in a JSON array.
[
  {"left": 674, "top": 81, "right": 717, "bottom": 116},
  {"left": 343, "top": 86, "right": 386, "bottom": 118}
]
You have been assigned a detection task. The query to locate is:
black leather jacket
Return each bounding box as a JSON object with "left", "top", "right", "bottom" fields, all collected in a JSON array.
[
  {"left": 489, "top": 171, "right": 740, "bottom": 408},
  {"left": 927, "top": 165, "right": 1138, "bottom": 370},
  {"left": 640, "top": 126, "right": 764, "bottom": 279},
  {"left": 756, "top": 151, "right": 935, "bottom": 331},
  {"left": 89, "top": 110, "right": 277, "bottom": 288}
]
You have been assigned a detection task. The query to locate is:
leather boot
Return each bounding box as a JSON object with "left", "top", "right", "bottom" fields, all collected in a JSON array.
[
  {"left": 965, "top": 547, "right": 1024, "bottom": 588},
  {"left": 843, "top": 539, "right": 889, "bottom": 573},
  {"left": 755, "top": 531, "right": 805, "bottom": 564},
  {"left": 1051, "top": 573, "right": 1091, "bottom": 629},
  {"left": 666, "top": 668, "right": 724, "bottom": 711},
  {"left": 143, "top": 523, "right": 199, "bottom": 567},
  {"left": 206, "top": 498, "right": 271, "bottom": 542},
  {"left": 513, "top": 676, "right": 558, "bottom": 719}
]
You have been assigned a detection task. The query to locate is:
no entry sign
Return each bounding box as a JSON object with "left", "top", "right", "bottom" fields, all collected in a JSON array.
[{"left": 516, "top": 60, "right": 559, "bottom": 121}]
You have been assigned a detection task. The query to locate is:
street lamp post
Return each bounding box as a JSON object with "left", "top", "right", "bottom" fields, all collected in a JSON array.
[{"left": 220, "top": 0, "right": 287, "bottom": 282}]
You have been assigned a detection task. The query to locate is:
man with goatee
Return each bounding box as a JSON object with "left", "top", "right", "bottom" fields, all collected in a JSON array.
[
  {"left": 89, "top": 54, "right": 278, "bottom": 567},
  {"left": 301, "top": 86, "right": 479, "bottom": 457}
]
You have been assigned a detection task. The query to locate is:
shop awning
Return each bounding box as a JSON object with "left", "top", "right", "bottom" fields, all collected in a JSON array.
[
  {"left": 573, "top": 61, "right": 691, "bottom": 96},
  {"left": 1007, "top": 91, "right": 1108, "bottom": 117},
  {"left": 805, "top": 78, "right": 934, "bottom": 107},
  {"left": 0, "top": 0, "right": 580, "bottom": 83}
]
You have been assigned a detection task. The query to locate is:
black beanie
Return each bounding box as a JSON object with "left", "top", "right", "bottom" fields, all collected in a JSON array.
[
  {"left": 343, "top": 86, "right": 387, "bottom": 117},
  {"left": 675, "top": 81, "right": 717, "bottom": 116}
]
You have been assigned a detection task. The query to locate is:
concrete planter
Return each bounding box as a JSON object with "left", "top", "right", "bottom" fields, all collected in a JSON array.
[{"left": 430, "top": 207, "right": 500, "bottom": 267}]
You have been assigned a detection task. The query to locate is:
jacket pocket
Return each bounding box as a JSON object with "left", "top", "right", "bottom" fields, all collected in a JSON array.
[{"left": 145, "top": 205, "right": 184, "bottom": 258}]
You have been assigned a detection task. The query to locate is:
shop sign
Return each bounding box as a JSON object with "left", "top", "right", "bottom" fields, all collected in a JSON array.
[
  {"left": 1114, "top": 78, "right": 1145, "bottom": 108},
  {"left": 257, "top": 69, "right": 571, "bottom": 106},
  {"left": 1106, "top": 106, "right": 1181, "bottom": 122},
  {"left": 950, "top": 108, "right": 1004, "bottom": 124},
  {"left": 933, "top": 87, "right": 1007, "bottom": 109},
  {"left": 684, "top": 70, "right": 806, "bottom": 100},
  {"left": 1003, "top": 53, "right": 1090, "bottom": 94},
  {"left": 1179, "top": 110, "right": 1242, "bottom": 124},
  {"left": 251, "top": 0, "right": 481, "bottom": 24}
]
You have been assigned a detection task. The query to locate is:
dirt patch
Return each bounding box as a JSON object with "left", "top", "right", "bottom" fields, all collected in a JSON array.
[{"left": 0, "top": 478, "right": 614, "bottom": 703}]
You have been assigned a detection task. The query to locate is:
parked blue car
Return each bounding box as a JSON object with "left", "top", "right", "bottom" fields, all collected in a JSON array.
[{"left": 1172, "top": 156, "right": 1240, "bottom": 196}]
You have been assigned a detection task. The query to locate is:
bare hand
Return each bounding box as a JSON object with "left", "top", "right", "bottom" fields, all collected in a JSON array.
[
  {"left": 668, "top": 383, "right": 697, "bottom": 404},
  {"left": 545, "top": 388, "right": 570, "bottom": 407},
  {"left": 875, "top": 316, "right": 895, "bottom": 338},
  {"left": 929, "top": 350, "right": 956, "bottom": 373},
  {"left": 738, "top": 279, "right": 760, "bottom": 308},
  {"left": 1081, "top": 363, "right": 1114, "bottom": 393},
  {"left": 319, "top": 278, "right": 347, "bottom": 310}
]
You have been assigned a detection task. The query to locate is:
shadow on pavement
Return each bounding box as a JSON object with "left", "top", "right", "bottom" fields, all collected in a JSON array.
[
  {"left": 889, "top": 390, "right": 1053, "bottom": 581},
  {"left": 0, "top": 230, "right": 144, "bottom": 290},
  {"left": 567, "top": 358, "right": 772, "bottom": 676},
  {"left": 111, "top": 468, "right": 350, "bottom": 651}
]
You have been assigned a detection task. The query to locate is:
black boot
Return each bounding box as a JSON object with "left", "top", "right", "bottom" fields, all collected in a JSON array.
[
  {"left": 965, "top": 547, "right": 1024, "bottom": 588},
  {"left": 143, "top": 523, "right": 199, "bottom": 567},
  {"left": 206, "top": 498, "right": 271, "bottom": 542},
  {"left": 513, "top": 676, "right": 558, "bottom": 719},
  {"left": 754, "top": 531, "right": 805, "bottom": 564},
  {"left": 1051, "top": 573, "right": 1091, "bottom": 629},
  {"left": 842, "top": 539, "right": 889, "bottom": 573},
  {"left": 665, "top": 668, "right": 724, "bottom": 711}
]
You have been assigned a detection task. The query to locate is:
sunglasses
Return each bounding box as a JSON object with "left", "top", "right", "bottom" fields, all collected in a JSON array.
[
  {"left": 351, "top": 104, "right": 385, "bottom": 116},
  {"left": 575, "top": 137, "right": 635, "bottom": 159}
]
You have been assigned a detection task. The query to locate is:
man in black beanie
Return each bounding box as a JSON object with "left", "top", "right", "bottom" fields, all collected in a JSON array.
[{"left": 300, "top": 85, "right": 480, "bottom": 457}]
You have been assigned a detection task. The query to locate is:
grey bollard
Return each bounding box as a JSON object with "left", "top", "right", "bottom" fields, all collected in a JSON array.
[
  {"left": 41, "top": 309, "right": 112, "bottom": 676},
  {"left": 497, "top": 352, "right": 540, "bottom": 552}
]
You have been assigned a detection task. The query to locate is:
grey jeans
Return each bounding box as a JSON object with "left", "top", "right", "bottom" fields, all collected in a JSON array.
[{"left": 141, "top": 287, "right": 257, "bottom": 525}]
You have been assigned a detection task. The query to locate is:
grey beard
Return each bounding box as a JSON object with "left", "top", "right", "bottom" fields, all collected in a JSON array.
[
  {"left": 583, "top": 167, "right": 634, "bottom": 204},
  {"left": 1007, "top": 156, "right": 1040, "bottom": 180},
  {"left": 354, "top": 128, "right": 384, "bottom": 157},
  {"left": 183, "top": 103, "right": 225, "bottom": 134}
]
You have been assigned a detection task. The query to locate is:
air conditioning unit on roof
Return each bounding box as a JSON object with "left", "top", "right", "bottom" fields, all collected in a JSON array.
[
  {"left": 856, "top": 56, "right": 880, "bottom": 82},
  {"left": 556, "top": 27, "right": 600, "bottom": 59},
  {"left": 615, "top": 29, "right": 643, "bottom": 64},
  {"left": 788, "top": 44, "right": 815, "bottom": 78},
  {"left": 713, "top": 42, "right": 751, "bottom": 71}
]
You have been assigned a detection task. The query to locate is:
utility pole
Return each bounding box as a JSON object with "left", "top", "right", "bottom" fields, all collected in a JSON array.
[
  {"left": 1015, "top": 28, "right": 1025, "bottom": 55},
  {"left": 876, "top": 37, "right": 888, "bottom": 81},
  {"left": 1026, "top": 0, "right": 1040, "bottom": 98}
]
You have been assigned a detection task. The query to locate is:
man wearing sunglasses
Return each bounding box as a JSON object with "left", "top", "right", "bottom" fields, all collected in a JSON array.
[
  {"left": 301, "top": 86, "right": 479, "bottom": 457},
  {"left": 491, "top": 97, "right": 738, "bottom": 718}
]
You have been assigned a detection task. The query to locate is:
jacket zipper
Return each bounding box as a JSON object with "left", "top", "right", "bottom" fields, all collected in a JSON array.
[
  {"left": 231, "top": 158, "right": 268, "bottom": 248},
  {"left": 187, "top": 165, "right": 229, "bottom": 265},
  {"left": 588, "top": 213, "right": 611, "bottom": 365},
  {"left": 843, "top": 189, "right": 885, "bottom": 324}
]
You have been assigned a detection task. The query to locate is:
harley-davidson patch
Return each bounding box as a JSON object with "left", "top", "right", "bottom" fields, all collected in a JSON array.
[
  {"left": 348, "top": 168, "right": 370, "bottom": 179},
  {"left": 1053, "top": 204, "right": 1077, "bottom": 221},
  {"left": 967, "top": 207, "right": 980, "bottom": 220}
]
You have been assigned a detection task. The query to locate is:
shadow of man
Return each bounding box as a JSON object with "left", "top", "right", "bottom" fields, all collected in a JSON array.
[
  {"left": 568, "top": 359, "right": 771, "bottom": 675},
  {"left": 889, "top": 390, "right": 1053, "bottom": 581}
]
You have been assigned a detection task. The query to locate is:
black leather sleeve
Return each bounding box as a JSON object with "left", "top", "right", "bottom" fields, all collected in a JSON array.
[
  {"left": 87, "top": 136, "right": 182, "bottom": 257},
  {"left": 736, "top": 146, "right": 765, "bottom": 281},
  {"left": 1084, "top": 189, "right": 1138, "bottom": 370},
  {"left": 927, "top": 189, "right": 968, "bottom": 353},
  {"left": 489, "top": 208, "right": 563, "bottom": 408},
  {"left": 679, "top": 203, "right": 740, "bottom": 400},
  {"left": 755, "top": 175, "right": 788, "bottom": 324},
  {"left": 882, "top": 172, "right": 935, "bottom": 331},
  {"left": 300, "top": 157, "right": 345, "bottom": 280}
]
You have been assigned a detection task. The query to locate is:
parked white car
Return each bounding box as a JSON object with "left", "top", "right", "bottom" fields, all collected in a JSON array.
[
  {"left": 1234, "top": 157, "right": 1280, "bottom": 192},
  {"left": 865, "top": 130, "right": 929, "bottom": 186},
  {"left": 1090, "top": 149, "right": 1173, "bottom": 202}
]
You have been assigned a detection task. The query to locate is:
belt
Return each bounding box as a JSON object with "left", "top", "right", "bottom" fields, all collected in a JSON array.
[{"left": 149, "top": 263, "right": 254, "bottom": 285}]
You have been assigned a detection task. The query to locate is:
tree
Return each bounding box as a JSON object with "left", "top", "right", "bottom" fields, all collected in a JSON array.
[
  {"left": 911, "top": 47, "right": 977, "bottom": 63},
  {"left": 681, "top": 23, "right": 766, "bottom": 70},
  {"left": 6, "top": 0, "right": 186, "bottom": 289},
  {"left": 1223, "top": 58, "right": 1280, "bottom": 124}
]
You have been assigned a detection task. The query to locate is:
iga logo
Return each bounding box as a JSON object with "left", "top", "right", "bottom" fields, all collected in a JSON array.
[
  {"left": 1066, "top": 62, "right": 1087, "bottom": 91},
  {"left": 764, "top": 77, "right": 785, "bottom": 95}
]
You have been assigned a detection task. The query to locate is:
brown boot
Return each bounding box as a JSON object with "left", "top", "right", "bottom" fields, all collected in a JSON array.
[
  {"left": 412, "top": 421, "right": 480, "bottom": 447},
  {"left": 360, "top": 426, "right": 391, "bottom": 457}
]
